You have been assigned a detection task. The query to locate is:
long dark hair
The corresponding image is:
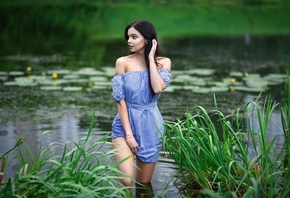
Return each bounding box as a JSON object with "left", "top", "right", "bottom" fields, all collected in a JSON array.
[{"left": 124, "top": 20, "right": 161, "bottom": 69}]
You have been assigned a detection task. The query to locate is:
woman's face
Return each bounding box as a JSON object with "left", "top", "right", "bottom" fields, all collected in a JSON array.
[{"left": 127, "top": 27, "right": 147, "bottom": 53}]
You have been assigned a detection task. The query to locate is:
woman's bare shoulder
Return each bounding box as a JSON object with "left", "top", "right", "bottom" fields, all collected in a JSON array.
[
  {"left": 157, "top": 56, "right": 171, "bottom": 72},
  {"left": 115, "top": 56, "right": 128, "bottom": 74},
  {"left": 116, "top": 55, "right": 130, "bottom": 64}
]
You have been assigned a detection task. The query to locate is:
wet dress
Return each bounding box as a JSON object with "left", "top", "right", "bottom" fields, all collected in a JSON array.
[{"left": 111, "top": 69, "right": 171, "bottom": 163}]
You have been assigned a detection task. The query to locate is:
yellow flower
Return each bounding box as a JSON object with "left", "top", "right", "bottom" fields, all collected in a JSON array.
[
  {"left": 26, "top": 67, "right": 32, "bottom": 72},
  {"left": 244, "top": 72, "right": 249, "bottom": 77},
  {"left": 52, "top": 73, "right": 58, "bottom": 79},
  {"left": 231, "top": 78, "right": 236, "bottom": 83}
]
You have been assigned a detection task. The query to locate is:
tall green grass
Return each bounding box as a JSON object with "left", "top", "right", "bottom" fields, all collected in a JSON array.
[
  {"left": 0, "top": 111, "right": 132, "bottom": 197},
  {"left": 163, "top": 75, "right": 290, "bottom": 197}
]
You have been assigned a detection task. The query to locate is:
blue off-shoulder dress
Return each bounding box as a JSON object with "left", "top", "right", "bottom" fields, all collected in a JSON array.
[{"left": 111, "top": 69, "right": 171, "bottom": 163}]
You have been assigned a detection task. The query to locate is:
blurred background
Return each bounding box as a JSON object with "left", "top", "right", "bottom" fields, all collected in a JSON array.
[{"left": 0, "top": 0, "right": 290, "bottom": 196}]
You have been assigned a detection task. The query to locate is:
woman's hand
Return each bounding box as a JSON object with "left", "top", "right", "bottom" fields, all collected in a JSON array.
[
  {"left": 126, "top": 135, "right": 138, "bottom": 154},
  {"left": 149, "top": 39, "right": 157, "bottom": 59}
]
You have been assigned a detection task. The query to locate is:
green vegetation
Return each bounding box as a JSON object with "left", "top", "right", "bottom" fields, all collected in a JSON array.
[
  {"left": 1, "top": 1, "right": 290, "bottom": 55},
  {"left": 163, "top": 74, "right": 290, "bottom": 197},
  {"left": 0, "top": 111, "right": 132, "bottom": 197}
]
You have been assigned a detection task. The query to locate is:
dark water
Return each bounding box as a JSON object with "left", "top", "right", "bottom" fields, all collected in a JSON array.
[{"left": 0, "top": 35, "right": 289, "bottom": 197}]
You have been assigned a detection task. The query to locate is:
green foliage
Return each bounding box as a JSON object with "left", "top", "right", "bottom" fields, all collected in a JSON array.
[
  {"left": 163, "top": 75, "right": 290, "bottom": 197},
  {"left": 1, "top": 1, "right": 290, "bottom": 55},
  {"left": 0, "top": 111, "right": 132, "bottom": 197}
]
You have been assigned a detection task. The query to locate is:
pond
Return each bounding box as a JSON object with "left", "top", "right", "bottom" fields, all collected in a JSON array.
[{"left": 0, "top": 35, "right": 289, "bottom": 197}]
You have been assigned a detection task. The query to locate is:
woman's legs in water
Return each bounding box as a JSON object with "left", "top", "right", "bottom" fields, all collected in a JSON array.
[
  {"left": 136, "top": 158, "right": 156, "bottom": 183},
  {"left": 113, "top": 137, "right": 157, "bottom": 189},
  {"left": 112, "top": 137, "right": 134, "bottom": 187}
]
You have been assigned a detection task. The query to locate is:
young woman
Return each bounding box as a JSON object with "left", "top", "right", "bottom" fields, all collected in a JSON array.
[{"left": 111, "top": 20, "right": 171, "bottom": 188}]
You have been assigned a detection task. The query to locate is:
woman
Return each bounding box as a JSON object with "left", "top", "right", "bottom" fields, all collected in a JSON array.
[{"left": 111, "top": 20, "right": 171, "bottom": 188}]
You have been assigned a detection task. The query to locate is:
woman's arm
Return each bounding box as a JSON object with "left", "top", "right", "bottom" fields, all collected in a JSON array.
[
  {"left": 115, "top": 58, "right": 138, "bottom": 154},
  {"left": 148, "top": 40, "right": 172, "bottom": 94}
]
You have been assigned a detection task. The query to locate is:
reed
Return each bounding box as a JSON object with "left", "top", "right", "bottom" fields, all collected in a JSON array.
[
  {"left": 0, "top": 111, "right": 132, "bottom": 197},
  {"left": 163, "top": 75, "right": 290, "bottom": 197}
]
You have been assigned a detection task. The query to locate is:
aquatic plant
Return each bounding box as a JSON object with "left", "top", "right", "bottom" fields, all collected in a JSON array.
[
  {"left": 163, "top": 74, "right": 290, "bottom": 197},
  {"left": 0, "top": 111, "right": 132, "bottom": 197}
]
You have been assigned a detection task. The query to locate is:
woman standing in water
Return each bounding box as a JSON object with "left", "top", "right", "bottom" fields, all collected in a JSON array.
[{"left": 111, "top": 20, "right": 171, "bottom": 189}]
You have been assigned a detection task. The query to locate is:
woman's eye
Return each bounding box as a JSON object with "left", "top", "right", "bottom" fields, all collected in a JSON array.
[{"left": 132, "top": 35, "right": 137, "bottom": 39}]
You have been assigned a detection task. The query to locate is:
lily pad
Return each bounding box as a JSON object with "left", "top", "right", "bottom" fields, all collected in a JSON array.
[
  {"left": 94, "top": 81, "right": 111, "bottom": 86},
  {"left": 208, "top": 81, "right": 230, "bottom": 87},
  {"left": 230, "top": 72, "right": 244, "bottom": 77},
  {"left": 171, "top": 70, "right": 187, "bottom": 75},
  {"left": 165, "top": 85, "right": 182, "bottom": 91},
  {"left": 101, "top": 67, "right": 115, "bottom": 76},
  {"left": 76, "top": 68, "right": 104, "bottom": 76},
  {"left": 234, "top": 86, "right": 267, "bottom": 93},
  {"left": 210, "top": 86, "right": 229, "bottom": 92},
  {"left": 188, "top": 68, "right": 215, "bottom": 76},
  {"left": 40, "top": 86, "right": 62, "bottom": 91},
  {"left": 93, "top": 85, "right": 110, "bottom": 90},
  {"left": 13, "top": 77, "right": 38, "bottom": 86},
  {"left": 0, "top": 71, "right": 8, "bottom": 75},
  {"left": 0, "top": 76, "right": 7, "bottom": 81},
  {"left": 66, "top": 79, "right": 88, "bottom": 83},
  {"left": 244, "top": 79, "right": 268, "bottom": 88},
  {"left": 192, "top": 87, "right": 211, "bottom": 93},
  {"left": 38, "top": 79, "right": 67, "bottom": 85},
  {"left": 47, "top": 69, "right": 71, "bottom": 75},
  {"left": 264, "top": 74, "right": 286, "bottom": 85},
  {"left": 63, "top": 87, "right": 83, "bottom": 91},
  {"left": 9, "top": 71, "right": 24, "bottom": 76},
  {"left": 89, "top": 76, "right": 108, "bottom": 81},
  {"left": 63, "top": 75, "right": 80, "bottom": 79},
  {"left": 265, "top": 74, "right": 286, "bottom": 79},
  {"left": 4, "top": 81, "right": 18, "bottom": 86}
]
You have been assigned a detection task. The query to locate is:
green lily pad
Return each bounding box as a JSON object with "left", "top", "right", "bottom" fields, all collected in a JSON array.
[
  {"left": 234, "top": 86, "right": 267, "bottom": 92},
  {"left": 210, "top": 86, "right": 229, "bottom": 92},
  {"left": 89, "top": 76, "right": 108, "bottom": 81},
  {"left": 264, "top": 74, "right": 286, "bottom": 85},
  {"left": 94, "top": 81, "right": 111, "bottom": 86},
  {"left": 66, "top": 79, "right": 88, "bottom": 83},
  {"left": 4, "top": 81, "right": 18, "bottom": 86},
  {"left": 165, "top": 85, "right": 182, "bottom": 92},
  {"left": 188, "top": 68, "right": 215, "bottom": 76},
  {"left": 63, "top": 87, "right": 83, "bottom": 91},
  {"left": 0, "top": 71, "right": 8, "bottom": 75},
  {"left": 47, "top": 69, "right": 71, "bottom": 75},
  {"left": 192, "top": 87, "right": 211, "bottom": 93},
  {"left": 265, "top": 74, "right": 286, "bottom": 79},
  {"left": 93, "top": 85, "right": 109, "bottom": 90},
  {"left": 40, "top": 86, "right": 62, "bottom": 91},
  {"left": 101, "top": 67, "right": 115, "bottom": 76},
  {"left": 230, "top": 72, "right": 244, "bottom": 77},
  {"left": 244, "top": 79, "right": 268, "bottom": 88},
  {"left": 208, "top": 81, "right": 230, "bottom": 87},
  {"left": 76, "top": 68, "right": 104, "bottom": 76},
  {"left": 14, "top": 77, "right": 38, "bottom": 86},
  {"left": 41, "top": 79, "right": 71, "bottom": 85},
  {"left": 63, "top": 75, "right": 80, "bottom": 79},
  {"left": 0, "top": 76, "right": 7, "bottom": 81},
  {"left": 9, "top": 71, "right": 24, "bottom": 76}
]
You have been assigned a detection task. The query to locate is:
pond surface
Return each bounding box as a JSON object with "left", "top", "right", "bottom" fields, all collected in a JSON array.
[{"left": 0, "top": 35, "right": 289, "bottom": 197}]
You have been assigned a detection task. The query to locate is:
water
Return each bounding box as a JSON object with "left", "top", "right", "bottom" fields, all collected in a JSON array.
[{"left": 0, "top": 35, "right": 289, "bottom": 197}]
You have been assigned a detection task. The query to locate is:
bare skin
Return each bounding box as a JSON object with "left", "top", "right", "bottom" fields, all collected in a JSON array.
[{"left": 112, "top": 26, "right": 171, "bottom": 188}]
